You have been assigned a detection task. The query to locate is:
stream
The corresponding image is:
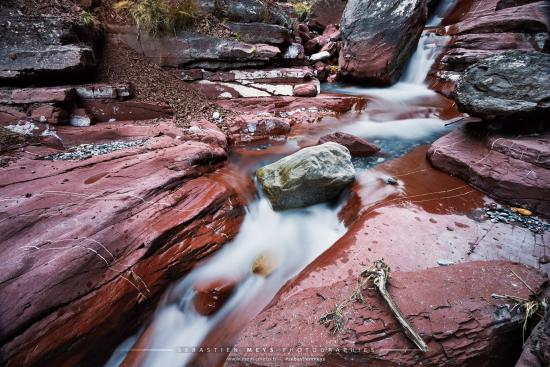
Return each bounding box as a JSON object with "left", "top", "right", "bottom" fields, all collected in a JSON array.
[{"left": 106, "top": 2, "right": 461, "bottom": 366}]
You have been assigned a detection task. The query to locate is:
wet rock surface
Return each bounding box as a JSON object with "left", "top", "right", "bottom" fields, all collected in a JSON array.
[
  {"left": 318, "top": 131, "right": 380, "bottom": 157},
  {"left": 339, "top": 0, "right": 429, "bottom": 84},
  {"left": 256, "top": 142, "right": 355, "bottom": 210},
  {"left": 227, "top": 261, "right": 547, "bottom": 366},
  {"left": 453, "top": 51, "right": 550, "bottom": 121},
  {"left": 428, "top": 126, "right": 550, "bottom": 217},
  {"left": 0, "top": 119, "right": 245, "bottom": 367}
]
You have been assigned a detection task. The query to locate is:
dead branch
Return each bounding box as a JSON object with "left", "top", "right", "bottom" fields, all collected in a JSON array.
[{"left": 361, "top": 260, "right": 429, "bottom": 353}]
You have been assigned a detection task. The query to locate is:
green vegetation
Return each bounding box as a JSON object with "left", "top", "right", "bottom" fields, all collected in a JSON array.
[
  {"left": 114, "top": 0, "right": 198, "bottom": 36},
  {"left": 80, "top": 10, "right": 96, "bottom": 27},
  {"left": 290, "top": 0, "right": 312, "bottom": 20}
]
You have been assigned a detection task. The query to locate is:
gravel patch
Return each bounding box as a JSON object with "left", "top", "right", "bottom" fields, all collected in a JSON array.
[
  {"left": 483, "top": 204, "right": 550, "bottom": 234},
  {"left": 44, "top": 139, "right": 148, "bottom": 160}
]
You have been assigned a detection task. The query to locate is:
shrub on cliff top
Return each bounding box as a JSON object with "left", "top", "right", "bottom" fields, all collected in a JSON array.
[{"left": 114, "top": 0, "right": 198, "bottom": 36}]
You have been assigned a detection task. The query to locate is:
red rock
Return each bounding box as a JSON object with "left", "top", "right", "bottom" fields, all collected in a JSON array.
[
  {"left": 293, "top": 83, "right": 318, "bottom": 97},
  {"left": 180, "top": 68, "right": 204, "bottom": 81},
  {"left": 0, "top": 119, "right": 245, "bottom": 367},
  {"left": 322, "top": 24, "right": 342, "bottom": 41},
  {"left": 308, "top": 0, "right": 348, "bottom": 31},
  {"left": 0, "top": 87, "right": 74, "bottom": 104},
  {"left": 226, "top": 115, "right": 292, "bottom": 143},
  {"left": 30, "top": 104, "right": 66, "bottom": 124},
  {"left": 227, "top": 261, "right": 547, "bottom": 366},
  {"left": 339, "top": 0, "right": 429, "bottom": 85},
  {"left": 81, "top": 100, "right": 173, "bottom": 122},
  {"left": 0, "top": 105, "right": 26, "bottom": 124},
  {"left": 427, "top": 126, "right": 550, "bottom": 216},
  {"left": 445, "top": 1, "right": 549, "bottom": 36},
  {"left": 320, "top": 40, "right": 337, "bottom": 55},
  {"left": 304, "top": 38, "right": 321, "bottom": 55},
  {"left": 193, "top": 278, "right": 237, "bottom": 316},
  {"left": 186, "top": 119, "right": 228, "bottom": 149},
  {"left": 429, "top": 1, "right": 550, "bottom": 93},
  {"left": 217, "top": 94, "right": 366, "bottom": 116},
  {"left": 318, "top": 131, "right": 380, "bottom": 157}
]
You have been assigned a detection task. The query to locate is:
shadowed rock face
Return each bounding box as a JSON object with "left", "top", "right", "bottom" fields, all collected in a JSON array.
[
  {"left": 339, "top": 0, "right": 429, "bottom": 85},
  {"left": 107, "top": 26, "right": 281, "bottom": 70},
  {"left": 516, "top": 306, "right": 550, "bottom": 367},
  {"left": 256, "top": 142, "right": 355, "bottom": 210},
  {"left": 213, "top": 0, "right": 291, "bottom": 26},
  {"left": 308, "top": 0, "right": 348, "bottom": 31},
  {"left": 0, "top": 6, "right": 99, "bottom": 85},
  {"left": 0, "top": 120, "right": 246, "bottom": 367},
  {"left": 453, "top": 51, "right": 550, "bottom": 121},
  {"left": 226, "top": 261, "right": 548, "bottom": 366}
]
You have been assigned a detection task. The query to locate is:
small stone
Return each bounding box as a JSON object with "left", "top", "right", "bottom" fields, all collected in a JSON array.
[
  {"left": 252, "top": 251, "right": 282, "bottom": 277},
  {"left": 446, "top": 225, "right": 455, "bottom": 231},
  {"left": 539, "top": 255, "right": 550, "bottom": 264},
  {"left": 511, "top": 207, "right": 532, "bottom": 216},
  {"left": 437, "top": 259, "right": 455, "bottom": 266},
  {"left": 386, "top": 177, "right": 397, "bottom": 185},
  {"left": 212, "top": 111, "right": 221, "bottom": 120},
  {"left": 310, "top": 51, "right": 331, "bottom": 62}
]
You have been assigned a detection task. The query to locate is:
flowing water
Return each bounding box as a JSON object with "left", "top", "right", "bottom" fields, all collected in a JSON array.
[{"left": 106, "top": 2, "right": 459, "bottom": 366}]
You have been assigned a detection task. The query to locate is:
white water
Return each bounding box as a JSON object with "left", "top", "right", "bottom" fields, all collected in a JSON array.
[{"left": 106, "top": 2, "right": 457, "bottom": 366}]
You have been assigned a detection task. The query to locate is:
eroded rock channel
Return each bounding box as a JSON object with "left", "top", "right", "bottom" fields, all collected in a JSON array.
[{"left": 0, "top": 0, "right": 548, "bottom": 366}]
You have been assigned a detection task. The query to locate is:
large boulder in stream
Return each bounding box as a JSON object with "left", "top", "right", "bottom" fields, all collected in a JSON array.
[
  {"left": 256, "top": 142, "right": 355, "bottom": 210},
  {"left": 338, "top": 0, "right": 429, "bottom": 85},
  {"left": 454, "top": 51, "right": 550, "bottom": 122}
]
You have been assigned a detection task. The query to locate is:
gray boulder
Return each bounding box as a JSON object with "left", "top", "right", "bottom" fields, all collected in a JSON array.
[
  {"left": 454, "top": 51, "right": 550, "bottom": 121},
  {"left": 339, "top": 0, "right": 429, "bottom": 85},
  {"left": 0, "top": 8, "right": 99, "bottom": 85},
  {"left": 256, "top": 142, "right": 355, "bottom": 210}
]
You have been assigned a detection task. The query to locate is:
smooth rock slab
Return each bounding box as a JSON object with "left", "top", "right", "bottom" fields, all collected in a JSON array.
[
  {"left": 256, "top": 142, "right": 355, "bottom": 210},
  {"left": 454, "top": 51, "right": 550, "bottom": 121},
  {"left": 428, "top": 126, "right": 550, "bottom": 216},
  {"left": 226, "top": 261, "right": 548, "bottom": 366}
]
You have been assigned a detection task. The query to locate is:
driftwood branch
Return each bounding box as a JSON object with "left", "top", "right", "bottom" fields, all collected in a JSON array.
[{"left": 361, "top": 260, "right": 429, "bottom": 353}]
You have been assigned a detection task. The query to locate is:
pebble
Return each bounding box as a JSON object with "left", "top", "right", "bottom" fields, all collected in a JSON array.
[
  {"left": 437, "top": 259, "right": 455, "bottom": 266},
  {"left": 44, "top": 139, "right": 148, "bottom": 161},
  {"left": 386, "top": 176, "right": 397, "bottom": 185},
  {"left": 483, "top": 205, "right": 549, "bottom": 234}
]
